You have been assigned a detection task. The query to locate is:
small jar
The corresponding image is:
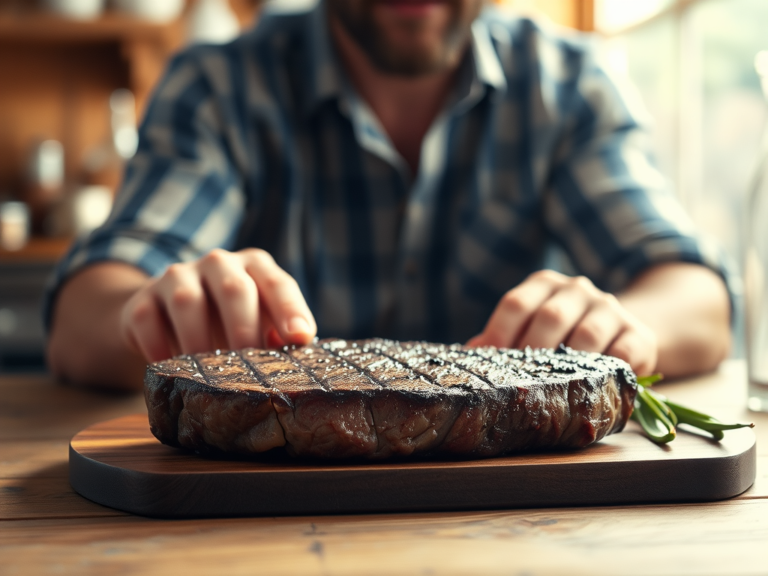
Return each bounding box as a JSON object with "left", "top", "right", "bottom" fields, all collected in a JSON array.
[{"left": 44, "top": 0, "right": 105, "bottom": 20}]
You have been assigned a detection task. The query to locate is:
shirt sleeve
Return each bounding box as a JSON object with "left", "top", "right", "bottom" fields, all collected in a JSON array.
[
  {"left": 43, "top": 48, "right": 247, "bottom": 328},
  {"left": 540, "top": 35, "right": 739, "bottom": 304}
]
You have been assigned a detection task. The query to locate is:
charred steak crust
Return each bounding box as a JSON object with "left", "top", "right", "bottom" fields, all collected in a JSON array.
[{"left": 144, "top": 339, "right": 637, "bottom": 459}]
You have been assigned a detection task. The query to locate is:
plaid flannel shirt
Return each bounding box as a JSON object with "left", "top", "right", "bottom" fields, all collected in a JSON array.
[{"left": 46, "top": 1, "right": 733, "bottom": 344}]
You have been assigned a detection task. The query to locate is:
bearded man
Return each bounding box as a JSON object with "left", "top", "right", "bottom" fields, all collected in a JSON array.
[{"left": 47, "top": 0, "right": 733, "bottom": 390}]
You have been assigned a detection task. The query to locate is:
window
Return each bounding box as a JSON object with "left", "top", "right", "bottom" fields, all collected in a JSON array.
[
  {"left": 594, "top": 0, "right": 768, "bottom": 354},
  {"left": 500, "top": 0, "right": 766, "bottom": 352}
]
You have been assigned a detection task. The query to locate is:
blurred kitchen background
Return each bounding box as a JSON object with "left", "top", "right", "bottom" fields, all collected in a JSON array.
[{"left": 0, "top": 0, "right": 766, "bottom": 373}]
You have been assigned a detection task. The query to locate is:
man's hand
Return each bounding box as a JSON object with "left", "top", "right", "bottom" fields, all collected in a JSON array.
[
  {"left": 467, "top": 269, "right": 658, "bottom": 376},
  {"left": 120, "top": 248, "right": 316, "bottom": 363}
]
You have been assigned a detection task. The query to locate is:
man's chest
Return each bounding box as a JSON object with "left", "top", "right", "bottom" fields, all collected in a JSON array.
[{"left": 241, "top": 103, "right": 550, "bottom": 271}]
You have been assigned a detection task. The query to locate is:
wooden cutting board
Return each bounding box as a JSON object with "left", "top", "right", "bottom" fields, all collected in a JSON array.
[{"left": 69, "top": 414, "right": 756, "bottom": 518}]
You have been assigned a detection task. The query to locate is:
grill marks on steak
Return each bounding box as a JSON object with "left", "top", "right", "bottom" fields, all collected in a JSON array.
[
  {"left": 144, "top": 339, "right": 636, "bottom": 459},
  {"left": 324, "top": 342, "right": 466, "bottom": 457}
]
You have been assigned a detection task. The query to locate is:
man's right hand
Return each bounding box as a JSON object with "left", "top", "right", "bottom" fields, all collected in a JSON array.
[{"left": 120, "top": 248, "right": 316, "bottom": 363}]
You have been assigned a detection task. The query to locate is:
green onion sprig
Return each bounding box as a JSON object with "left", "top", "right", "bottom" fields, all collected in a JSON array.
[{"left": 630, "top": 375, "right": 754, "bottom": 444}]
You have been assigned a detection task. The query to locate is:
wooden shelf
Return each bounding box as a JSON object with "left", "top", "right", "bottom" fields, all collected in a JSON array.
[
  {"left": 0, "top": 11, "right": 185, "bottom": 118},
  {"left": 0, "top": 2, "right": 261, "bottom": 267},
  {"left": 0, "top": 0, "right": 261, "bottom": 43},
  {"left": 0, "top": 10, "right": 186, "bottom": 219},
  {"left": 0, "top": 11, "right": 183, "bottom": 44},
  {"left": 0, "top": 237, "right": 72, "bottom": 264}
]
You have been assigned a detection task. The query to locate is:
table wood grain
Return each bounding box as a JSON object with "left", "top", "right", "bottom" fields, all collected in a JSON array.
[{"left": 1, "top": 361, "right": 766, "bottom": 575}]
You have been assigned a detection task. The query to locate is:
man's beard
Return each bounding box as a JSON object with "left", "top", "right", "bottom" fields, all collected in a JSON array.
[{"left": 328, "top": 0, "right": 483, "bottom": 76}]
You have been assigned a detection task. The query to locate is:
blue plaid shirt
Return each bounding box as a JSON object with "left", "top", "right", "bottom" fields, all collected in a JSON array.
[{"left": 47, "top": 2, "right": 732, "bottom": 344}]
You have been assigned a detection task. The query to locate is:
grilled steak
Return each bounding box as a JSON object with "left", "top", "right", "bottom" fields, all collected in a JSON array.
[{"left": 144, "top": 339, "right": 637, "bottom": 459}]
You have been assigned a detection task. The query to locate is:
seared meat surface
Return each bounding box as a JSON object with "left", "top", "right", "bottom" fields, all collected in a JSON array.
[{"left": 145, "top": 339, "right": 637, "bottom": 459}]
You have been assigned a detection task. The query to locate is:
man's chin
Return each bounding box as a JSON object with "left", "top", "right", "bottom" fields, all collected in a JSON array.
[
  {"left": 374, "top": 0, "right": 451, "bottom": 21},
  {"left": 369, "top": 44, "right": 452, "bottom": 76},
  {"left": 366, "top": 9, "right": 463, "bottom": 74},
  {"left": 329, "top": 0, "right": 478, "bottom": 76}
]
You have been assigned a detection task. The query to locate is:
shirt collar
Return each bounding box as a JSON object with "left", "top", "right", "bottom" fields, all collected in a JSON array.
[
  {"left": 303, "top": 2, "right": 508, "bottom": 116},
  {"left": 304, "top": 0, "right": 344, "bottom": 115},
  {"left": 470, "top": 17, "right": 507, "bottom": 93}
]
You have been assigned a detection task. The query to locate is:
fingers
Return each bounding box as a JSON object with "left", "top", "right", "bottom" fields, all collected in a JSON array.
[
  {"left": 607, "top": 321, "right": 658, "bottom": 376},
  {"left": 120, "top": 248, "right": 315, "bottom": 362},
  {"left": 565, "top": 295, "right": 623, "bottom": 353},
  {"left": 266, "top": 327, "right": 287, "bottom": 349},
  {"left": 470, "top": 270, "right": 563, "bottom": 348},
  {"left": 154, "top": 263, "right": 212, "bottom": 354},
  {"left": 516, "top": 278, "right": 593, "bottom": 349},
  {"left": 469, "top": 270, "right": 659, "bottom": 375},
  {"left": 121, "top": 288, "right": 176, "bottom": 363},
  {"left": 198, "top": 250, "right": 259, "bottom": 350},
  {"left": 240, "top": 249, "right": 316, "bottom": 345}
]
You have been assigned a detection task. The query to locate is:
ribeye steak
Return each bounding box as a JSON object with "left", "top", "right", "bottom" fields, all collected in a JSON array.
[{"left": 144, "top": 339, "right": 637, "bottom": 459}]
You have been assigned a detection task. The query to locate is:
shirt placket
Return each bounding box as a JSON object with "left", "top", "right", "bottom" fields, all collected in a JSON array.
[
  {"left": 343, "top": 78, "right": 489, "bottom": 338},
  {"left": 396, "top": 113, "right": 452, "bottom": 335},
  {"left": 396, "top": 81, "right": 491, "bottom": 337}
]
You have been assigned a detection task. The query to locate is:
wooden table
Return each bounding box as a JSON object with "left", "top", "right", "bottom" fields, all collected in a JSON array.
[{"left": 1, "top": 361, "right": 766, "bottom": 575}]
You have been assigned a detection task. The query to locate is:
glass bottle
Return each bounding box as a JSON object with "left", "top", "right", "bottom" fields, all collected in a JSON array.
[{"left": 82, "top": 89, "right": 138, "bottom": 192}]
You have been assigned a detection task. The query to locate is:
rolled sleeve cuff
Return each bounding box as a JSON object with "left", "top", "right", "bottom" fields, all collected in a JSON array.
[{"left": 603, "top": 232, "right": 740, "bottom": 323}]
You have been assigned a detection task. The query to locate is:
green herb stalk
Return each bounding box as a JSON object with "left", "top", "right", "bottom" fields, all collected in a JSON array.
[{"left": 630, "top": 375, "right": 754, "bottom": 444}]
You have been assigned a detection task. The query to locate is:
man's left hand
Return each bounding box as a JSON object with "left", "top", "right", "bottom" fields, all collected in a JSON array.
[{"left": 467, "top": 269, "right": 658, "bottom": 375}]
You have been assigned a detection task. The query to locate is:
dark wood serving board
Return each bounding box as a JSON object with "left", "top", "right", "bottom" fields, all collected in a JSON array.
[{"left": 69, "top": 414, "right": 756, "bottom": 518}]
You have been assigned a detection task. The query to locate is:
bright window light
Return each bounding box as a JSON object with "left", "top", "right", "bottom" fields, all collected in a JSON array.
[{"left": 595, "top": 0, "right": 673, "bottom": 33}]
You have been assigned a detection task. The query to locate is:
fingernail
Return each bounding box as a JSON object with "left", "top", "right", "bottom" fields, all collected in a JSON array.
[{"left": 286, "top": 317, "right": 311, "bottom": 336}]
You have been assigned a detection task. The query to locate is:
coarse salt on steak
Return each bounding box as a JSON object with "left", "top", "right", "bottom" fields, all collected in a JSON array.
[{"left": 144, "top": 338, "right": 637, "bottom": 459}]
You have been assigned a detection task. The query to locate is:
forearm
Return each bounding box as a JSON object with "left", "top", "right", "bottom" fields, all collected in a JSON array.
[
  {"left": 47, "top": 263, "right": 150, "bottom": 391},
  {"left": 617, "top": 262, "right": 731, "bottom": 378}
]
